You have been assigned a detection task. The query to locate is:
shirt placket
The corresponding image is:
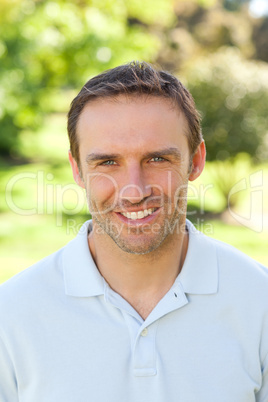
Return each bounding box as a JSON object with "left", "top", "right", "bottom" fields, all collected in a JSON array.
[{"left": 105, "top": 281, "right": 188, "bottom": 377}]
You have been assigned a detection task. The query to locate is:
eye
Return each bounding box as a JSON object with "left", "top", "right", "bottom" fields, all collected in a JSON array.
[
  {"left": 150, "top": 156, "right": 166, "bottom": 162},
  {"left": 101, "top": 160, "right": 117, "bottom": 166}
]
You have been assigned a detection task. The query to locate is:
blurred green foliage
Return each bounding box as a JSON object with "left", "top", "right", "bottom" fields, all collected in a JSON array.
[
  {"left": 184, "top": 48, "right": 268, "bottom": 162},
  {"left": 1, "top": 0, "right": 268, "bottom": 165},
  {"left": 0, "top": 0, "right": 165, "bottom": 157},
  {"left": 223, "top": 0, "right": 248, "bottom": 11}
]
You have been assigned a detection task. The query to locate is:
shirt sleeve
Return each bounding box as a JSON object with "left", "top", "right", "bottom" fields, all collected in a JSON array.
[{"left": 0, "top": 332, "right": 19, "bottom": 402}]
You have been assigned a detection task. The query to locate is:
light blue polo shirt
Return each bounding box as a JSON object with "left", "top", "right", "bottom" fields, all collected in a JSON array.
[{"left": 0, "top": 220, "right": 268, "bottom": 402}]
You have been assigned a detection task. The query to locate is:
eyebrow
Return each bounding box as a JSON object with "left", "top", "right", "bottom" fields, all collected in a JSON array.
[
  {"left": 85, "top": 147, "right": 182, "bottom": 165},
  {"left": 144, "top": 148, "right": 182, "bottom": 161},
  {"left": 86, "top": 153, "right": 120, "bottom": 164}
]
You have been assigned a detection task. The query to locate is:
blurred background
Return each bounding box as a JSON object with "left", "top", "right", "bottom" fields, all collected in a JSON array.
[{"left": 1, "top": 0, "right": 268, "bottom": 283}]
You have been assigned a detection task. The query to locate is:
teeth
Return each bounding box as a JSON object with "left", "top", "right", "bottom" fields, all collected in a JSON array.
[
  {"left": 131, "top": 212, "right": 137, "bottom": 220},
  {"left": 121, "top": 208, "right": 156, "bottom": 220}
]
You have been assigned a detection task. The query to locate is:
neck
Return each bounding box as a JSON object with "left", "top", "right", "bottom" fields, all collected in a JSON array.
[{"left": 88, "top": 219, "right": 189, "bottom": 319}]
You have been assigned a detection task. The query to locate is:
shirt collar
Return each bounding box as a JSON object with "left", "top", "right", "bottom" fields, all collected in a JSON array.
[
  {"left": 177, "top": 220, "right": 218, "bottom": 295},
  {"left": 62, "top": 219, "right": 218, "bottom": 298},
  {"left": 63, "top": 220, "right": 105, "bottom": 297}
]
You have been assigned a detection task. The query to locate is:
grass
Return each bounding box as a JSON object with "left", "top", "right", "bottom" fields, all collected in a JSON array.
[{"left": 0, "top": 113, "right": 267, "bottom": 283}]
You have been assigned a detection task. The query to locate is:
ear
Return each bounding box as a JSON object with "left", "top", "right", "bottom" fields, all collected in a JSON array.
[
  {"left": 68, "top": 150, "right": 85, "bottom": 189},
  {"left": 189, "top": 140, "right": 206, "bottom": 182}
]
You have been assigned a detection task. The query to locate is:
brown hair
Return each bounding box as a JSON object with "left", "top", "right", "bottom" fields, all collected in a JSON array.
[{"left": 67, "top": 61, "right": 202, "bottom": 167}]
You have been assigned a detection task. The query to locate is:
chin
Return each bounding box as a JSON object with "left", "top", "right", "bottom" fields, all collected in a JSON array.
[{"left": 110, "top": 233, "right": 166, "bottom": 255}]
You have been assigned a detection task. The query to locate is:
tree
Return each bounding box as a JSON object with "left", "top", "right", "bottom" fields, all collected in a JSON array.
[
  {"left": 183, "top": 48, "right": 268, "bottom": 162},
  {"left": 0, "top": 0, "right": 167, "bottom": 158},
  {"left": 182, "top": 48, "right": 268, "bottom": 208},
  {"left": 222, "top": 0, "right": 249, "bottom": 11},
  {"left": 253, "top": 16, "right": 268, "bottom": 62},
  {"left": 1, "top": 0, "right": 268, "bottom": 166}
]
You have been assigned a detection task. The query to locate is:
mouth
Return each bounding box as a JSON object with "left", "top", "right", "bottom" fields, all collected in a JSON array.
[
  {"left": 114, "top": 207, "right": 160, "bottom": 225},
  {"left": 120, "top": 207, "right": 157, "bottom": 220}
]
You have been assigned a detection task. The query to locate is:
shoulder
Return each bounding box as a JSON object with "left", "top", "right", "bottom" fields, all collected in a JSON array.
[
  {"left": 0, "top": 220, "right": 91, "bottom": 320},
  {"left": 199, "top": 229, "right": 268, "bottom": 297},
  {"left": 187, "top": 219, "right": 268, "bottom": 292},
  {"left": 0, "top": 247, "right": 64, "bottom": 300},
  {"left": 0, "top": 220, "right": 91, "bottom": 303},
  {"left": 0, "top": 246, "right": 69, "bottom": 348},
  {"left": 210, "top": 234, "right": 267, "bottom": 277}
]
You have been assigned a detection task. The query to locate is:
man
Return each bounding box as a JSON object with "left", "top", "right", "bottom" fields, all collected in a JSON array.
[{"left": 0, "top": 61, "right": 267, "bottom": 401}]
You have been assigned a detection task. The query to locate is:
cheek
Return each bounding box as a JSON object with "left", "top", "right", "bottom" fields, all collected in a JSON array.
[
  {"left": 173, "top": 181, "right": 188, "bottom": 210},
  {"left": 85, "top": 174, "right": 118, "bottom": 202},
  {"left": 152, "top": 170, "right": 187, "bottom": 199}
]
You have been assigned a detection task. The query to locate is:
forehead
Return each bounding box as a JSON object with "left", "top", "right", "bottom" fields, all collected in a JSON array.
[{"left": 77, "top": 94, "right": 189, "bottom": 155}]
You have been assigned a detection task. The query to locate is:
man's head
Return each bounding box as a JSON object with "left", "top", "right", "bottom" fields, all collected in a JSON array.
[
  {"left": 67, "top": 61, "right": 203, "bottom": 170},
  {"left": 68, "top": 61, "right": 206, "bottom": 255}
]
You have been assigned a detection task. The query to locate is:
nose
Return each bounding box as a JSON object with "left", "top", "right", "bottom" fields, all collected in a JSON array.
[{"left": 119, "top": 164, "right": 152, "bottom": 204}]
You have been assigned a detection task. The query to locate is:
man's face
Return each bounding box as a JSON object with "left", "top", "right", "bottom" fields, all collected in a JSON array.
[{"left": 70, "top": 95, "right": 204, "bottom": 254}]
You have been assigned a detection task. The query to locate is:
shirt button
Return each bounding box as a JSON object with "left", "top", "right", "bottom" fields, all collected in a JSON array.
[{"left": 141, "top": 328, "right": 148, "bottom": 337}]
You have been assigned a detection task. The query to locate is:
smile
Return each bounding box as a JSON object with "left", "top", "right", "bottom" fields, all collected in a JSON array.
[{"left": 119, "top": 208, "right": 158, "bottom": 220}]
